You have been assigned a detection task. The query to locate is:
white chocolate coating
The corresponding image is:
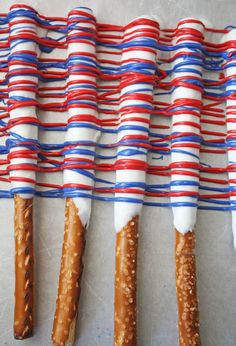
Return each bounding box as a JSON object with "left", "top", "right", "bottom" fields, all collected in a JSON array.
[
  {"left": 65, "top": 8, "right": 98, "bottom": 227},
  {"left": 223, "top": 29, "right": 236, "bottom": 249},
  {"left": 171, "top": 19, "right": 204, "bottom": 233},
  {"left": 8, "top": 8, "right": 38, "bottom": 199},
  {"left": 115, "top": 16, "right": 158, "bottom": 232}
]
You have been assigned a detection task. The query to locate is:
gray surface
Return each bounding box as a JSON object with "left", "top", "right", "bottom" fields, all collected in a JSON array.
[{"left": 1, "top": 0, "right": 236, "bottom": 345}]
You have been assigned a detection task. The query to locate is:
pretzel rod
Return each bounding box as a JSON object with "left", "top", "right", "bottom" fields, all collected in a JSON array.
[
  {"left": 52, "top": 198, "right": 85, "bottom": 346},
  {"left": 170, "top": 19, "right": 204, "bottom": 345},
  {"left": 224, "top": 30, "right": 236, "bottom": 249},
  {"left": 114, "top": 17, "right": 159, "bottom": 345},
  {"left": 52, "top": 8, "right": 98, "bottom": 345},
  {"left": 114, "top": 216, "right": 139, "bottom": 346},
  {"left": 175, "top": 230, "right": 200, "bottom": 346},
  {"left": 14, "top": 195, "right": 34, "bottom": 339},
  {"left": 8, "top": 6, "right": 39, "bottom": 338}
]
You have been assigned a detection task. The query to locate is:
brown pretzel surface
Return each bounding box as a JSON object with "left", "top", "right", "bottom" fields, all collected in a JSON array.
[
  {"left": 175, "top": 229, "right": 201, "bottom": 346},
  {"left": 52, "top": 198, "right": 86, "bottom": 346},
  {"left": 114, "top": 216, "right": 139, "bottom": 346},
  {"left": 14, "top": 195, "right": 34, "bottom": 339}
]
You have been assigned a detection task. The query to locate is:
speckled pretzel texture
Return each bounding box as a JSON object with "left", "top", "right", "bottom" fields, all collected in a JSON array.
[
  {"left": 114, "top": 216, "right": 139, "bottom": 346},
  {"left": 14, "top": 195, "right": 34, "bottom": 339},
  {"left": 175, "top": 230, "right": 201, "bottom": 346},
  {"left": 52, "top": 198, "right": 86, "bottom": 346}
]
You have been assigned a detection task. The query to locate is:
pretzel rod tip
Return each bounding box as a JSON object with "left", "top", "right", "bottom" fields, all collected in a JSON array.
[
  {"left": 14, "top": 195, "right": 34, "bottom": 339},
  {"left": 52, "top": 198, "right": 86, "bottom": 346},
  {"left": 175, "top": 229, "right": 201, "bottom": 346},
  {"left": 114, "top": 216, "right": 139, "bottom": 346}
]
